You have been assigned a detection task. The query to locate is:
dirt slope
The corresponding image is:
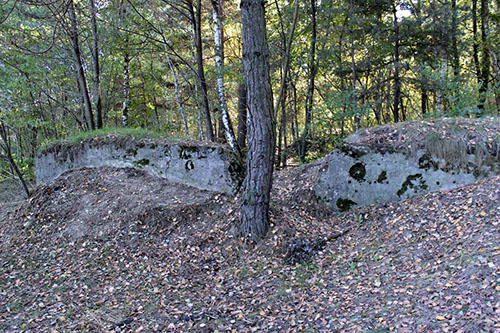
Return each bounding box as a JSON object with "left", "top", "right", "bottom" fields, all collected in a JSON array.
[{"left": 0, "top": 166, "right": 499, "bottom": 332}]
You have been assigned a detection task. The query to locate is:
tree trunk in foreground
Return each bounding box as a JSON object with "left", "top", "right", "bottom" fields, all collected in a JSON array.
[{"left": 240, "top": 0, "right": 275, "bottom": 240}]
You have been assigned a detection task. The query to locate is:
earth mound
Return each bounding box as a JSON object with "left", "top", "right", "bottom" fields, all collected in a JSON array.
[
  {"left": 345, "top": 116, "right": 500, "bottom": 156},
  {"left": 5, "top": 166, "right": 234, "bottom": 245},
  {"left": 0, "top": 165, "right": 499, "bottom": 331}
]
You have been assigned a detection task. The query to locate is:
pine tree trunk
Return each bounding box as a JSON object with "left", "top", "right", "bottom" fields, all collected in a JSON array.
[{"left": 240, "top": 0, "right": 275, "bottom": 240}]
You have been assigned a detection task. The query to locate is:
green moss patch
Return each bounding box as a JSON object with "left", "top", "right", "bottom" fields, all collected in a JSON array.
[
  {"left": 349, "top": 162, "right": 366, "bottom": 182},
  {"left": 376, "top": 170, "right": 387, "bottom": 183},
  {"left": 397, "top": 173, "right": 428, "bottom": 197},
  {"left": 133, "top": 159, "right": 150, "bottom": 168},
  {"left": 336, "top": 198, "right": 357, "bottom": 212}
]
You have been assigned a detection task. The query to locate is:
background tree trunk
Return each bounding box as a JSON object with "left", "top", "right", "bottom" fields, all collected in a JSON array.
[
  {"left": 479, "top": 0, "right": 490, "bottom": 112},
  {"left": 298, "top": 0, "right": 317, "bottom": 162},
  {"left": 167, "top": 56, "right": 189, "bottom": 137},
  {"left": 0, "top": 120, "right": 30, "bottom": 198},
  {"left": 122, "top": 52, "right": 130, "bottom": 127},
  {"left": 349, "top": 0, "right": 360, "bottom": 131},
  {"left": 89, "top": 0, "right": 102, "bottom": 129},
  {"left": 68, "top": 0, "right": 95, "bottom": 130},
  {"left": 211, "top": 0, "right": 239, "bottom": 154},
  {"left": 451, "top": 0, "right": 459, "bottom": 77},
  {"left": 189, "top": 0, "right": 214, "bottom": 141},
  {"left": 392, "top": 4, "right": 401, "bottom": 122},
  {"left": 472, "top": 0, "right": 481, "bottom": 86},
  {"left": 240, "top": 0, "right": 275, "bottom": 240}
]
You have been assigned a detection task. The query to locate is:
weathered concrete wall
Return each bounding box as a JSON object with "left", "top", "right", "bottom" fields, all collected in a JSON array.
[
  {"left": 315, "top": 145, "right": 499, "bottom": 211},
  {"left": 36, "top": 138, "right": 243, "bottom": 194}
]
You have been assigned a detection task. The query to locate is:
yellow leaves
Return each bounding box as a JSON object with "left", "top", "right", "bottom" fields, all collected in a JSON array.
[
  {"left": 436, "top": 315, "right": 446, "bottom": 321},
  {"left": 480, "top": 210, "right": 487, "bottom": 216}
]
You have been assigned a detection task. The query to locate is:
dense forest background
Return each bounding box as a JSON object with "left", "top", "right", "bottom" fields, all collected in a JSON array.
[{"left": 0, "top": 0, "right": 499, "bottom": 180}]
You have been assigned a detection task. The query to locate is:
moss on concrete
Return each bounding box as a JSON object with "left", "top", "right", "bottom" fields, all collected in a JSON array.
[
  {"left": 397, "top": 173, "right": 427, "bottom": 197},
  {"left": 336, "top": 198, "right": 357, "bottom": 212},
  {"left": 349, "top": 162, "right": 366, "bottom": 182}
]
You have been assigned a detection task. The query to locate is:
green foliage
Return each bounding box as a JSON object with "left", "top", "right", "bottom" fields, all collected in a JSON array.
[{"left": 1, "top": 0, "right": 499, "bottom": 167}]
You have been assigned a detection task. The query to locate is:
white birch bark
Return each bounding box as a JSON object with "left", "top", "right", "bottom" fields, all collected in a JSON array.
[{"left": 211, "top": 0, "right": 239, "bottom": 154}]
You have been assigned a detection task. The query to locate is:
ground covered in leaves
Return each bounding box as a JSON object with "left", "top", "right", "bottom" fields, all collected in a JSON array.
[{"left": 1, "top": 164, "right": 499, "bottom": 332}]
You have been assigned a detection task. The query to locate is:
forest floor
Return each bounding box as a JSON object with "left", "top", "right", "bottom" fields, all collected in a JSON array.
[{"left": 0, "top": 163, "right": 499, "bottom": 332}]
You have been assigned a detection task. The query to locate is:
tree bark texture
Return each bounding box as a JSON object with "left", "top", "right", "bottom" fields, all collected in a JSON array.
[
  {"left": 240, "top": 0, "right": 275, "bottom": 240},
  {"left": 236, "top": 79, "right": 247, "bottom": 150}
]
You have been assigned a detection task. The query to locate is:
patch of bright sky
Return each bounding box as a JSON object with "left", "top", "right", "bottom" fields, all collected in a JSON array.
[{"left": 397, "top": 5, "right": 412, "bottom": 19}]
